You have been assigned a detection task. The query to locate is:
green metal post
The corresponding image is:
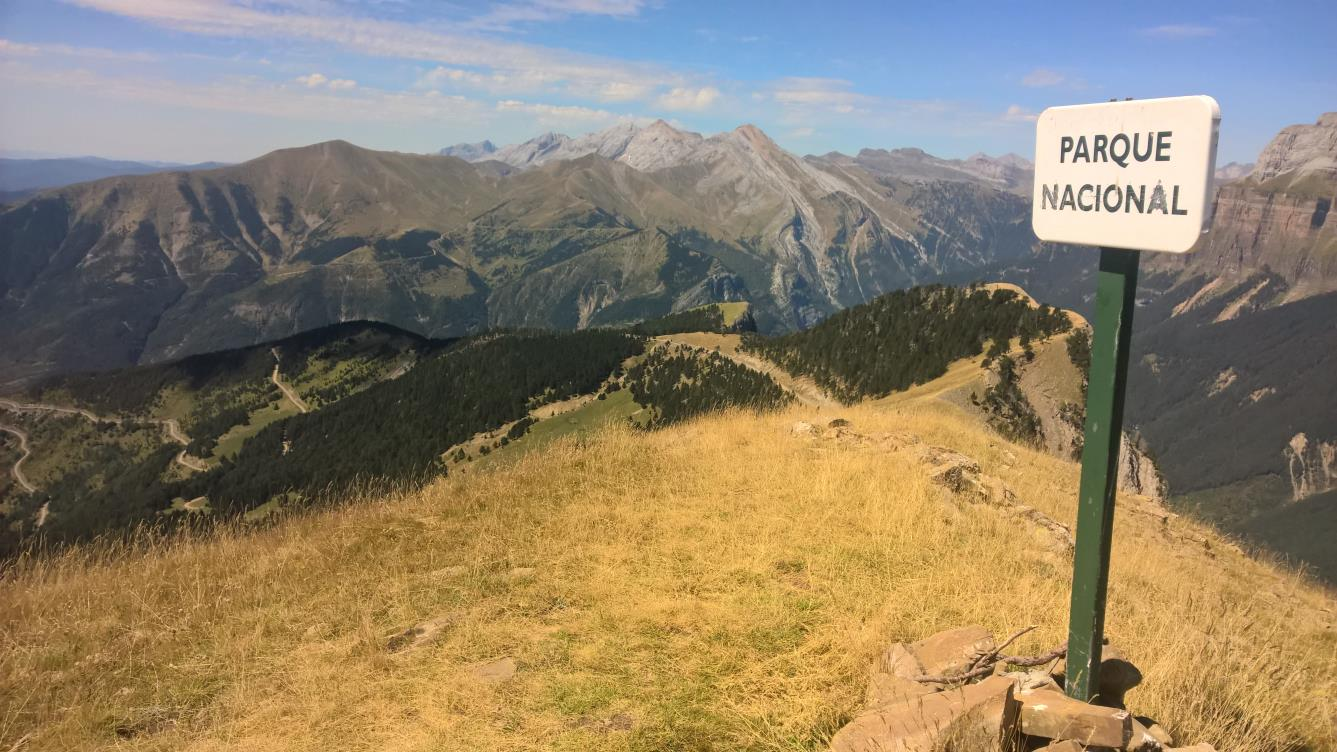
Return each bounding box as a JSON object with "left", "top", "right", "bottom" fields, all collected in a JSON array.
[{"left": 1066, "top": 246, "right": 1141, "bottom": 701}]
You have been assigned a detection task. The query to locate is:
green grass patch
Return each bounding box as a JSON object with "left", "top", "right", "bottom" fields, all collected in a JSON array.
[{"left": 211, "top": 399, "right": 300, "bottom": 461}]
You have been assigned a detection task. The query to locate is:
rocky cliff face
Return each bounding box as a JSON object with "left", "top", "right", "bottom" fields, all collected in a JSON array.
[
  {"left": 1149, "top": 113, "right": 1337, "bottom": 309},
  {"left": 1251, "top": 113, "right": 1337, "bottom": 182},
  {"left": 1285, "top": 432, "right": 1337, "bottom": 501}
]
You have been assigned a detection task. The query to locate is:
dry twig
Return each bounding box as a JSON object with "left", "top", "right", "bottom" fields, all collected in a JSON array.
[{"left": 917, "top": 645, "right": 1067, "bottom": 684}]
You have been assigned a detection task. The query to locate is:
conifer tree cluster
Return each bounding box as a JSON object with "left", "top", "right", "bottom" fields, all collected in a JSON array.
[
  {"left": 744, "top": 285, "right": 1070, "bottom": 403},
  {"left": 192, "top": 330, "right": 644, "bottom": 513},
  {"left": 629, "top": 306, "right": 728, "bottom": 336},
  {"left": 626, "top": 345, "right": 792, "bottom": 428},
  {"left": 975, "top": 355, "right": 1043, "bottom": 445}
]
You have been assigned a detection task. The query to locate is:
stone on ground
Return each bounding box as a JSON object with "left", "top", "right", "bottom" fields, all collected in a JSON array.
[
  {"left": 469, "top": 656, "right": 517, "bottom": 683},
  {"left": 908, "top": 625, "right": 996, "bottom": 677},
  {"left": 1018, "top": 687, "right": 1133, "bottom": 748},
  {"left": 830, "top": 675, "right": 1019, "bottom": 752},
  {"left": 385, "top": 614, "right": 454, "bottom": 652}
]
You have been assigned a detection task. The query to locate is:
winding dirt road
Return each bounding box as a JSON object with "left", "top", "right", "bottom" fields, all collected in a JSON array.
[
  {"left": 0, "top": 423, "right": 36, "bottom": 493},
  {"left": 0, "top": 398, "right": 206, "bottom": 473},
  {"left": 270, "top": 349, "right": 310, "bottom": 413}
]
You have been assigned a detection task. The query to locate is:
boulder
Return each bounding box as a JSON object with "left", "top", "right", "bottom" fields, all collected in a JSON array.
[
  {"left": 1126, "top": 718, "right": 1166, "bottom": 751},
  {"left": 865, "top": 671, "right": 935, "bottom": 709},
  {"left": 792, "top": 421, "right": 816, "bottom": 435},
  {"left": 1136, "top": 719, "right": 1174, "bottom": 746},
  {"left": 874, "top": 642, "right": 924, "bottom": 679},
  {"left": 909, "top": 626, "right": 996, "bottom": 677},
  {"left": 830, "top": 675, "right": 1019, "bottom": 752},
  {"left": 1001, "top": 669, "right": 1061, "bottom": 692},
  {"left": 1018, "top": 687, "right": 1133, "bottom": 748}
]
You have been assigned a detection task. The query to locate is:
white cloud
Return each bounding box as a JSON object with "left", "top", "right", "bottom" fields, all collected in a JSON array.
[
  {"left": 656, "top": 86, "right": 720, "bottom": 111},
  {"left": 1002, "top": 105, "right": 1038, "bottom": 123},
  {"left": 789, "top": 127, "right": 815, "bottom": 138},
  {"left": 295, "top": 72, "right": 356, "bottom": 90},
  {"left": 1021, "top": 68, "right": 1065, "bottom": 87},
  {"left": 598, "top": 81, "right": 653, "bottom": 102},
  {"left": 1141, "top": 24, "right": 1217, "bottom": 39}
]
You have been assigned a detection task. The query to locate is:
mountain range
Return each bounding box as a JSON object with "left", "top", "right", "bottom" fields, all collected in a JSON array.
[
  {"left": 0, "top": 120, "right": 1055, "bottom": 387},
  {"left": 1, "top": 114, "right": 1334, "bottom": 529}
]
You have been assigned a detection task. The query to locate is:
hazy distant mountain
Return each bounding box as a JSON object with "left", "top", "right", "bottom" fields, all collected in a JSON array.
[
  {"left": 1214, "top": 162, "right": 1254, "bottom": 181},
  {"left": 0, "top": 156, "right": 228, "bottom": 200},
  {"left": 438, "top": 140, "right": 496, "bottom": 161},
  {"left": 810, "top": 148, "right": 1035, "bottom": 194}
]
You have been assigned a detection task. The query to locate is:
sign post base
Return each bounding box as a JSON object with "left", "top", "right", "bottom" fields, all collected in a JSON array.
[{"left": 1065, "top": 246, "right": 1141, "bottom": 701}]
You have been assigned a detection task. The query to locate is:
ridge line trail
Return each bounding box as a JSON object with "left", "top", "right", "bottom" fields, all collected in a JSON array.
[
  {"left": 0, "top": 398, "right": 206, "bottom": 473},
  {"left": 270, "top": 349, "right": 310, "bottom": 413},
  {"left": 654, "top": 333, "right": 838, "bottom": 409},
  {"left": 0, "top": 423, "right": 36, "bottom": 493}
]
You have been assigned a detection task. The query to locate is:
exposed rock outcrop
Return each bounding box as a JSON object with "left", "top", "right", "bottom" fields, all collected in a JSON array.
[
  {"left": 1284, "top": 432, "right": 1337, "bottom": 501},
  {"left": 1250, "top": 113, "right": 1337, "bottom": 183}
]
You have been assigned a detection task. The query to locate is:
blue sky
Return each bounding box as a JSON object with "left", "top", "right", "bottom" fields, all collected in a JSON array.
[{"left": 0, "top": 1, "right": 1332, "bottom": 164}]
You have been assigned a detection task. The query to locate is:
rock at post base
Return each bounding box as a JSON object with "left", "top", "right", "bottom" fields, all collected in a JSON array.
[
  {"left": 830, "top": 675, "right": 1019, "bottom": 752},
  {"left": 908, "top": 625, "right": 996, "bottom": 677},
  {"left": 1018, "top": 687, "right": 1133, "bottom": 748}
]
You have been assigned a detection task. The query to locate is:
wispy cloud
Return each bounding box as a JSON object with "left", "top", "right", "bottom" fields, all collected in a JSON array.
[
  {"left": 2, "top": 59, "right": 484, "bottom": 125},
  {"left": 63, "top": 0, "right": 679, "bottom": 106},
  {"left": 495, "top": 98, "right": 650, "bottom": 126},
  {"left": 1001, "top": 104, "right": 1038, "bottom": 123},
  {"left": 1141, "top": 24, "right": 1217, "bottom": 39},
  {"left": 656, "top": 86, "right": 720, "bottom": 111},
  {"left": 771, "top": 77, "right": 873, "bottom": 115},
  {"left": 1021, "top": 68, "right": 1065, "bottom": 87},
  {"left": 0, "top": 37, "right": 159, "bottom": 62},
  {"left": 463, "top": 0, "right": 648, "bottom": 32}
]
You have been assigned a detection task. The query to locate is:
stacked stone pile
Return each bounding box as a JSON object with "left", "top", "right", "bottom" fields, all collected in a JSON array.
[{"left": 830, "top": 625, "right": 1214, "bottom": 752}]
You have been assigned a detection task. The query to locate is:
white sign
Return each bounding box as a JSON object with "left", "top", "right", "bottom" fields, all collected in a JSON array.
[{"left": 1032, "top": 95, "right": 1220, "bottom": 254}]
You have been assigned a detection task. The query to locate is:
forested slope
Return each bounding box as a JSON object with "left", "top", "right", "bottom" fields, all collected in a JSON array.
[{"left": 744, "top": 285, "right": 1071, "bottom": 403}]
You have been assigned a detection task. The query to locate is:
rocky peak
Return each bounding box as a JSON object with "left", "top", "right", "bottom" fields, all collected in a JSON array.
[
  {"left": 1249, "top": 113, "right": 1337, "bottom": 182},
  {"left": 617, "top": 120, "right": 703, "bottom": 171}
]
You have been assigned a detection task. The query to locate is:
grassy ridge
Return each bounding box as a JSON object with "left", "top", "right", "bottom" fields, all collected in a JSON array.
[{"left": 1, "top": 402, "right": 1332, "bottom": 750}]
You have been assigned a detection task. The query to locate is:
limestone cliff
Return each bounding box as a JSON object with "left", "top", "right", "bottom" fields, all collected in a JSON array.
[{"left": 1285, "top": 432, "right": 1337, "bottom": 501}]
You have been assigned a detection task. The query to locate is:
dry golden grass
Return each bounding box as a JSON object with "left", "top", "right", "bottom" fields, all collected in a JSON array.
[{"left": 2, "top": 399, "right": 1335, "bottom": 751}]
